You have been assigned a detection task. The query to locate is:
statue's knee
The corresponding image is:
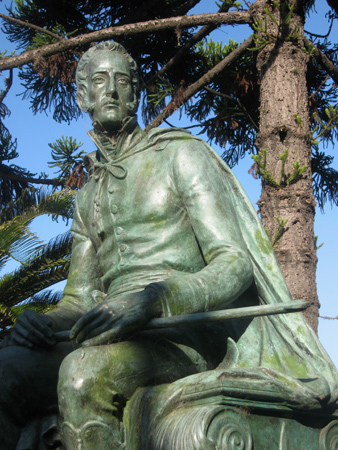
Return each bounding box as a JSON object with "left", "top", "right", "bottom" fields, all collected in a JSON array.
[
  {"left": 58, "top": 345, "right": 124, "bottom": 423},
  {"left": 58, "top": 348, "right": 95, "bottom": 396},
  {"left": 58, "top": 342, "right": 144, "bottom": 406}
]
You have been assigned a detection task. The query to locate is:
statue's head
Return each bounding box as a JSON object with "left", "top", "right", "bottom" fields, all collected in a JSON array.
[{"left": 76, "top": 41, "right": 140, "bottom": 132}]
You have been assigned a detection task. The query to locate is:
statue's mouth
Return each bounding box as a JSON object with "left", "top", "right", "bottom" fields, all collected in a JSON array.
[{"left": 103, "top": 101, "right": 119, "bottom": 109}]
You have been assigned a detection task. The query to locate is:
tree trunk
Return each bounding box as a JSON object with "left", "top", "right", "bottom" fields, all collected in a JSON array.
[{"left": 252, "top": 0, "right": 319, "bottom": 331}]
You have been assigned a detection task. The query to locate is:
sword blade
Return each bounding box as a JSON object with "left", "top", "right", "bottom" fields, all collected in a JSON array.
[{"left": 54, "top": 299, "right": 309, "bottom": 342}]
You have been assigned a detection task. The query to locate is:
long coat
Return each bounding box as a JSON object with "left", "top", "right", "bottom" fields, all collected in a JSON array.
[{"left": 49, "top": 118, "right": 338, "bottom": 409}]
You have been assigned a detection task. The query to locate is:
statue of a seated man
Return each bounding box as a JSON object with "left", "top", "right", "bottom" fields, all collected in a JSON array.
[{"left": 1, "top": 41, "right": 337, "bottom": 450}]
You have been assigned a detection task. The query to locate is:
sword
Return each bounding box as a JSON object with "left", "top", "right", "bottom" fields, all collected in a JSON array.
[{"left": 54, "top": 299, "right": 310, "bottom": 342}]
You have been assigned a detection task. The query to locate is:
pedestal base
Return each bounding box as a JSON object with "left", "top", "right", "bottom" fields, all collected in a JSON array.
[{"left": 144, "top": 397, "right": 338, "bottom": 450}]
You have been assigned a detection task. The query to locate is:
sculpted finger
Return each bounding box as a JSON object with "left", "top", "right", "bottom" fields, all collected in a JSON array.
[
  {"left": 70, "top": 313, "right": 95, "bottom": 339},
  {"left": 14, "top": 318, "right": 54, "bottom": 344},
  {"left": 75, "top": 316, "right": 117, "bottom": 343},
  {"left": 41, "top": 315, "right": 53, "bottom": 328},
  {"left": 70, "top": 307, "right": 106, "bottom": 339},
  {"left": 12, "top": 325, "right": 55, "bottom": 347},
  {"left": 71, "top": 304, "right": 117, "bottom": 339},
  {"left": 80, "top": 325, "right": 123, "bottom": 347},
  {"left": 11, "top": 332, "right": 34, "bottom": 349},
  {"left": 23, "top": 311, "right": 55, "bottom": 339},
  {"left": 80, "top": 315, "right": 140, "bottom": 347},
  {"left": 31, "top": 326, "right": 56, "bottom": 346}
]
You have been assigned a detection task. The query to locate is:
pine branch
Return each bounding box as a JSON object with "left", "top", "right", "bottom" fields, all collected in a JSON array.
[
  {"left": 0, "top": 169, "right": 66, "bottom": 187},
  {"left": 304, "top": 37, "right": 338, "bottom": 86},
  {"left": 146, "top": 5, "right": 229, "bottom": 87},
  {"left": 0, "top": 69, "right": 13, "bottom": 104},
  {"left": 308, "top": 75, "right": 330, "bottom": 102},
  {"left": 204, "top": 85, "right": 259, "bottom": 130},
  {"left": 326, "top": 0, "right": 338, "bottom": 16},
  {"left": 118, "top": 0, "right": 201, "bottom": 26},
  {"left": 145, "top": 35, "right": 254, "bottom": 131},
  {"left": 0, "top": 12, "right": 63, "bottom": 41},
  {"left": 304, "top": 13, "right": 335, "bottom": 39},
  {"left": 0, "top": 12, "right": 251, "bottom": 71}
]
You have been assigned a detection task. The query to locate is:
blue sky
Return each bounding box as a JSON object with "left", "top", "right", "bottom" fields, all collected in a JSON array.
[{"left": 0, "top": 0, "right": 337, "bottom": 365}]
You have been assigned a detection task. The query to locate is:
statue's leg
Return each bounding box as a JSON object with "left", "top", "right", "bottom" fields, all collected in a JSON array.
[
  {"left": 58, "top": 338, "right": 197, "bottom": 450},
  {"left": 0, "top": 342, "right": 74, "bottom": 450}
]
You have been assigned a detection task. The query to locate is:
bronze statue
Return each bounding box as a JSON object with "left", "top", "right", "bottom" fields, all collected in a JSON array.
[{"left": 0, "top": 41, "right": 337, "bottom": 450}]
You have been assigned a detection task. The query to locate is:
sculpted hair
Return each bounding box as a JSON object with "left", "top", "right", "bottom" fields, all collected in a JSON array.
[{"left": 76, "top": 41, "right": 140, "bottom": 114}]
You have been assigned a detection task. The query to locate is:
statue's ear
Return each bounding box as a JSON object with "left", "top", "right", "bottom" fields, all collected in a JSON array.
[
  {"left": 77, "top": 93, "right": 88, "bottom": 113},
  {"left": 125, "top": 94, "right": 139, "bottom": 116},
  {"left": 136, "top": 92, "right": 141, "bottom": 107},
  {"left": 133, "top": 94, "right": 140, "bottom": 113}
]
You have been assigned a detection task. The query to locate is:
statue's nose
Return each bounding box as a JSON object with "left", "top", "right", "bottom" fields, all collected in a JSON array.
[{"left": 106, "top": 79, "right": 118, "bottom": 98}]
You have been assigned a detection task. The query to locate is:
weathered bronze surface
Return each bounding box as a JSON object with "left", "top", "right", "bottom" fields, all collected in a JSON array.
[{"left": 0, "top": 41, "right": 337, "bottom": 450}]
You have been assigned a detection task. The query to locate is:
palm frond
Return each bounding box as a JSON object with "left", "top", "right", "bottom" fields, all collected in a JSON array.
[
  {"left": 0, "top": 188, "right": 75, "bottom": 270},
  {"left": 12, "top": 290, "right": 63, "bottom": 316},
  {"left": 0, "top": 187, "right": 76, "bottom": 225},
  {"left": 0, "top": 219, "right": 43, "bottom": 268},
  {"left": 0, "top": 231, "right": 72, "bottom": 307},
  {"left": 0, "top": 303, "right": 17, "bottom": 339},
  {"left": 0, "top": 303, "right": 17, "bottom": 323},
  {"left": 0, "top": 188, "right": 76, "bottom": 340}
]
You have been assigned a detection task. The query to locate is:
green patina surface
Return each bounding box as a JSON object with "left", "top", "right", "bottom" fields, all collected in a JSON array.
[
  {"left": 255, "top": 229, "right": 273, "bottom": 254},
  {"left": 5, "top": 41, "right": 337, "bottom": 450}
]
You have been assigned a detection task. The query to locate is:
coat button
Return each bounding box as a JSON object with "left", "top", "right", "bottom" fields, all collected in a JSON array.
[
  {"left": 108, "top": 185, "right": 115, "bottom": 194},
  {"left": 116, "top": 227, "right": 123, "bottom": 235},
  {"left": 111, "top": 204, "right": 118, "bottom": 214},
  {"left": 119, "top": 244, "right": 127, "bottom": 252}
]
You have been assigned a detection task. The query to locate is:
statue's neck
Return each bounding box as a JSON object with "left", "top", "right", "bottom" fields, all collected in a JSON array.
[{"left": 89, "top": 116, "right": 145, "bottom": 162}]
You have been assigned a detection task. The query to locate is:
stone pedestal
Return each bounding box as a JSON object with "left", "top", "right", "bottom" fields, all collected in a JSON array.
[{"left": 142, "top": 397, "right": 338, "bottom": 450}]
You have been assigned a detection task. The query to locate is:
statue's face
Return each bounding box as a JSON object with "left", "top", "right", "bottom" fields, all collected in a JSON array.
[{"left": 87, "top": 50, "right": 134, "bottom": 132}]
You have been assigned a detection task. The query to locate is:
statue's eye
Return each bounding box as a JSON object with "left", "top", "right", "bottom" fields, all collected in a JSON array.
[
  {"left": 117, "top": 76, "right": 130, "bottom": 86},
  {"left": 92, "top": 76, "right": 105, "bottom": 85}
]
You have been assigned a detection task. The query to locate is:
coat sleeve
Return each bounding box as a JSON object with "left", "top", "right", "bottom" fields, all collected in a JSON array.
[
  {"left": 146, "top": 140, "right": 254, "bottom": 317},
  {"left": 45, "top": 192, "right": 102, "bottom": 331}
]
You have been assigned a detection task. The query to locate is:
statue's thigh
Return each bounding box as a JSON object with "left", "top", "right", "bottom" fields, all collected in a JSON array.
[
  {"left": 0, "top": 342, "right": 74, "bottom": 416},
  {"left": 58, "top": 338, "right": 197, "bottom": 401}
]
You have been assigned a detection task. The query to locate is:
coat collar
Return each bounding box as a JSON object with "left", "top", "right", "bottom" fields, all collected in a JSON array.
[
  {"left": 84, "top": 118, "right": 196, "bottom": 178},
  {"left": 87, "top": 116, "right": 145, "bottom": 162}
]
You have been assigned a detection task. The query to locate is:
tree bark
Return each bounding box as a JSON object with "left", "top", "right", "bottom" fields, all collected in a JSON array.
[{"left": 252, "top": 0, "right": 319, "bottom": 331}]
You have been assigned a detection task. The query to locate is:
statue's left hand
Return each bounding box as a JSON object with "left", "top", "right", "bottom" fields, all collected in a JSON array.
[
  {"left": 10, "top": 309, "right": 56, "bottom": 348},
  {"left": 69, "top": 289, "right": 159, "bottom": 346}
]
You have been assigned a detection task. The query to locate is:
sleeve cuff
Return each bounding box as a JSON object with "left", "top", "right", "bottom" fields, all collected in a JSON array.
[{"left": 146, "top": 275, "right": 213, "bottom": 317}]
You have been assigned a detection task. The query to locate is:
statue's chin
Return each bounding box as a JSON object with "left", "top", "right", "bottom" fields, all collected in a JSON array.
[
  {"left": 90, "top": 106, "right": 137, "bottom": 134},
  {"left": 89, "top": 115, "right": 123, "bottom": 133},
  {"left": 100, "top": 120, "right": 123, "bottom": 134}
]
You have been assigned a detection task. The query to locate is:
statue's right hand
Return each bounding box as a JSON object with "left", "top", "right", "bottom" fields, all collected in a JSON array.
[{"left": 10, "top": 310, "right": 57, "bottom": 348}]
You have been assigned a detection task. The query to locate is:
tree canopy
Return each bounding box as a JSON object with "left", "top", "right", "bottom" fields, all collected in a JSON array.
[{"left": 1, "top": 0, "right": 337, "bottom": 207}]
